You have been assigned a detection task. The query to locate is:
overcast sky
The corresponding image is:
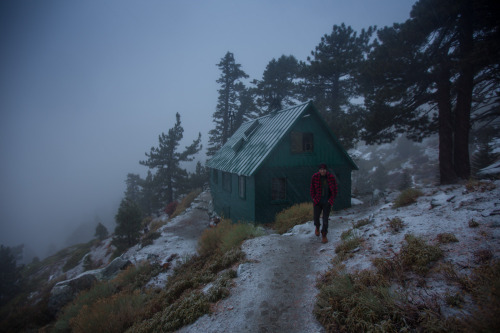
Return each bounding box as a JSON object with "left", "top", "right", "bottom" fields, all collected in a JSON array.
[{"left": 0, "top": 0, "right": 416, "bottom": 259}]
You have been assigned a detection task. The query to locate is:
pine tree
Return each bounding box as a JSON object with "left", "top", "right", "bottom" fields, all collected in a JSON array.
[
  {"left": 302, "top": 23, "right": 375, "bottom": 150},
  {"left": 207, "top": 52, "right": 249, "bottom": 156},
  {"left": 140, "top": 113, "right": 202, "bottom": 204},
  {"left": 0, "top": 245, "right": 20, "bottom": 305},
  {"left": 114, "top": 199, "right": 142, "bottom": 247},
  {"left": 253, "top": 55, "right": 300, "bottom": 115},
  {"left": 124, "top": 173, "right": 142, "bottom": 203},
  {"left": 361, "top": 0, "right": 500, "bottom": 184},
  {"left": 94, "top": 222, "right": 109, "bottom": 241}
]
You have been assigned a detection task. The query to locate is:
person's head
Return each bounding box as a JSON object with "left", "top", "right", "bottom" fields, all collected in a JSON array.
[{"left": 319, "top": 163, "right": 327, "bottom": 176}]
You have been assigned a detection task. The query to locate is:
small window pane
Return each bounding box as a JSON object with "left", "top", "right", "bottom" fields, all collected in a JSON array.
[
  {"left": 272, "top": 178, "right": 286, "bottom": 200},
  {"left": 222, "top": 172, "right": 232, "bottom": 192},
  {"left": 238, "top": 176, "right": 246, "bottom": 199},
  {"left": 303, "top": 133, "right": 314, "bottom": 152},
  {"left": 290, "top": 132, "right": 313, "bottom": 153}
]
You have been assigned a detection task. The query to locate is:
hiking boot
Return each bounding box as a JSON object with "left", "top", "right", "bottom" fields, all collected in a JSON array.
[
  {"left": 321, "top": 232, "right": 328, "bottom": 243},
  {"left": 315, "top": 226, "right": 320, "bottom": 236}
]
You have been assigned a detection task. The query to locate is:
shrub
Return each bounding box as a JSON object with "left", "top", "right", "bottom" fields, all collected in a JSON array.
[
  {"left": 315, "top": 268, "right": 408, "bottom": 332},
  {"left": 171, "top": 188, "right": 202, "bottom": 219},
  {"left": 437, "top": 233, "right": 459, "bottom": 244},
  {"left": 62, "top": 241, "right": 95, "bottom": 272},
  {"left": 70, "top": 290, "right": 148, "bottom": 333},
  {"left": 399, "top": 234, "right": 443, "bottom": 275},
  {"left": 465, "top": 179, "right": 496, "bottom": 192},
  {"left": 393, "top": 188, "right": 423, "bottom": 208},
  {"left": 444, "top": 291, "right": 464, "bottom": 307},
  {"left": 468, "top": 219, "right": 479, "bottom": 228},
  {"left": 273, "top": 202, "right": 313, "bottom": 234},
  {"left": 388, "top": 217, "right": 405, "bottom": 232},
  {"left": 141, "top": 230, "right": 161, "bottom": 247},
  {"left": 165, "top": 201, "right": 178, "bottom": 216},
  {"left": 335, "top": 230, "right": 362, "bottom": 261},
  {"left": 458, "top": 261, "right": 500, "bottom": 332},
  {"left": 352, "top": 218, "right": 371, "bottom": 229},
  {"left": 197, "top": 219, "right": 262, "bottom": 256}
]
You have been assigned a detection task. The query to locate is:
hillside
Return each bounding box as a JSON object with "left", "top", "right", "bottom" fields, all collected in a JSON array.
[{"left": 2, "top": 134, "right": 499, "bottom": 332}]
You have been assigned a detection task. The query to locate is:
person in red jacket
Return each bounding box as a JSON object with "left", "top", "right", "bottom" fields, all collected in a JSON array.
[{"left": 310, "top": 163, "right": 338, "bottom": 243}]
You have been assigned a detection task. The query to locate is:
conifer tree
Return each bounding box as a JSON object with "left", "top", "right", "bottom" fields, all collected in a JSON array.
[
  {"left": 140, "top": 113, "right": 202, "bottom": 204},
  {"left": 253, "top": 55, "right": 300, "bottom": 115},
  {"left": 302, "top": 23, "right": 375, "bottom": 150},
  {"left": 361, "top": 0, "right": 500, "bottom": 184},
  {"left": 114, "top": 199, "right": 142, "bottom": 247},
  {"left": 124, "top": 173, "right": 142, "bottom": 203},
  {"left": 94, "top": 222, "right": 109, "bottom": 241},
  {"left": 208, "top": 52, "right": 249, "bottom": 156},
  {"left": 0, "top": 245, "right": 20, "bottom": 305}
]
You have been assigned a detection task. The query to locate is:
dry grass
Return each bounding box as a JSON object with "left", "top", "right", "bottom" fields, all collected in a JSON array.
[
  {"left": 465, "top": 179, "right": 497, "bottom": 192},
  {"left": 273, "top": 202, "right": 313, "bottom": 234},
  {"left": 352, "top": 218, "right": 371, "bottom": 229},
  {"left": 436, "top": 232, "right": 459, "bottom": 244},
  {"left": 399, "top": 234, "right": 443, "bottom": 275},
  {"left": 393, "top": 188, "right": 424, "bottom": 208},
  {"left": 387, "top": 216, "right": 405, "bottom": 233},
  {"left": 334, "top": 229, "right": 362, "bottom": 262},
  {"left": 198, "top": 219, "right": 263, "bottom": 257},
  {"left": 170, "top": 188, "right": 203, "bottom": 219}
]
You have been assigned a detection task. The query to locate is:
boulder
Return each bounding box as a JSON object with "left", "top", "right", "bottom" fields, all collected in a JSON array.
[
  {"left": 48, "top": 273, "right": 97, "bottom": 315},
  {"left": 48, "top": 256, "right": 132, "bottom": 315},
  {"left": 100, "top": 256, "right": 132, "bottom": 280}
]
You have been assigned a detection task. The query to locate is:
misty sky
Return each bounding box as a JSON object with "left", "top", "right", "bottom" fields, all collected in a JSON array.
[{"left": 0, "top": 0, "right": 416, "bottom": 258}]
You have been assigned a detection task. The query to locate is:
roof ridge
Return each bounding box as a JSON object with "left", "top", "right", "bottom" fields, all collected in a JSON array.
[{"left": 242, "top": 101, "right": 311, "bottom": 125}]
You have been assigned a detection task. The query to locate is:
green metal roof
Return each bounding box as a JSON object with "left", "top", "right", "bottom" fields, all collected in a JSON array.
[{"left": 206, "top": 101, "right": 358, "bottom": 176}]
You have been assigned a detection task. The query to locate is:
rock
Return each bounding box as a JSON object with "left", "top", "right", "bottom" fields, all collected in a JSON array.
[
  {"left": 48, "top": 273, "right": 97, "bottom": 315},
  {"left": 48, "top": 256, "right": 132, "bottom": 315},
  {"left": 100, "top": 257, "right": 132, "bottom": 280}
]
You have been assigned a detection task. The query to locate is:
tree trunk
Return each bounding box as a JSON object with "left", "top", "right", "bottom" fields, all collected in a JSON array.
[
  {"left": 436, "top": 63, "right": 457, "bottom": 184},
  {"left": 454, "top": 0, "right": 474, "bottom": 180}
]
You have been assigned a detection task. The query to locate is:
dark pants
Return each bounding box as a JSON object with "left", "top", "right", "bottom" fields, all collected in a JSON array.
[{"left": 314, "top": 202, "right": 331, "bottom": 234}]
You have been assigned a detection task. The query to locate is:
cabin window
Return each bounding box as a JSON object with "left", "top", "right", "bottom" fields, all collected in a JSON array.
[
  {"left": 212, "top": 169, "right": 218, "bottom": 184},
  {"left": 271, "top": 177, "right": 286, "bottom": 201},
  {"left": 291, "top": 132, "right": 314, "bottom": 153},
  {"left": 238, "top": 175, "right": 246, "bottom": 199},
  {"left": 222, "top": 172, "right": 232, "bottom": 192}
]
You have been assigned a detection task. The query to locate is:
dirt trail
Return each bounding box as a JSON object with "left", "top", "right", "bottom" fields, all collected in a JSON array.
[{"left": 177, "top": 207, "right": 350, "bottom": 333}]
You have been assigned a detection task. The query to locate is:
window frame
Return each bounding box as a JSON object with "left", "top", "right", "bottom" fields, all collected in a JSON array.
[
  {"left": 271, "top": 177, "right": 287, "bottom": 201},
  {"left": 238, "top": 175, "right": 246, "bottom": 199},
  {"left": 290, "top": 131, "right": 314, "bottom": 153},
  {"left": 222, "top": 172, "right": 232, "bottom": 192},
  {"left": 212, "top": 169, "right": 218, "bottom": 184}
]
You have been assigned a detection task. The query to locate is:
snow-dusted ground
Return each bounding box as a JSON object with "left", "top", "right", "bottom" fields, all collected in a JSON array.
[
  {"left": 69, "top": 180, "right": 500, "bottom": 332},
  {"left": 177, "top": 180, "right": 500, "bottom": 332}
]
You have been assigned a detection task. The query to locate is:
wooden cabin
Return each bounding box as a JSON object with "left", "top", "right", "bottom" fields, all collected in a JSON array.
[{"left": 206, "top": 101, "right": 358, "bottom": 223}]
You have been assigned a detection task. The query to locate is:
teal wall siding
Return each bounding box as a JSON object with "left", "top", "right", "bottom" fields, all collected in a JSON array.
[
  {"left": 209, "top": 169, "right": 255, "bottom": 222},
  {"left": 210, "top": 109, "right": 354, "bottom": 224}
]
